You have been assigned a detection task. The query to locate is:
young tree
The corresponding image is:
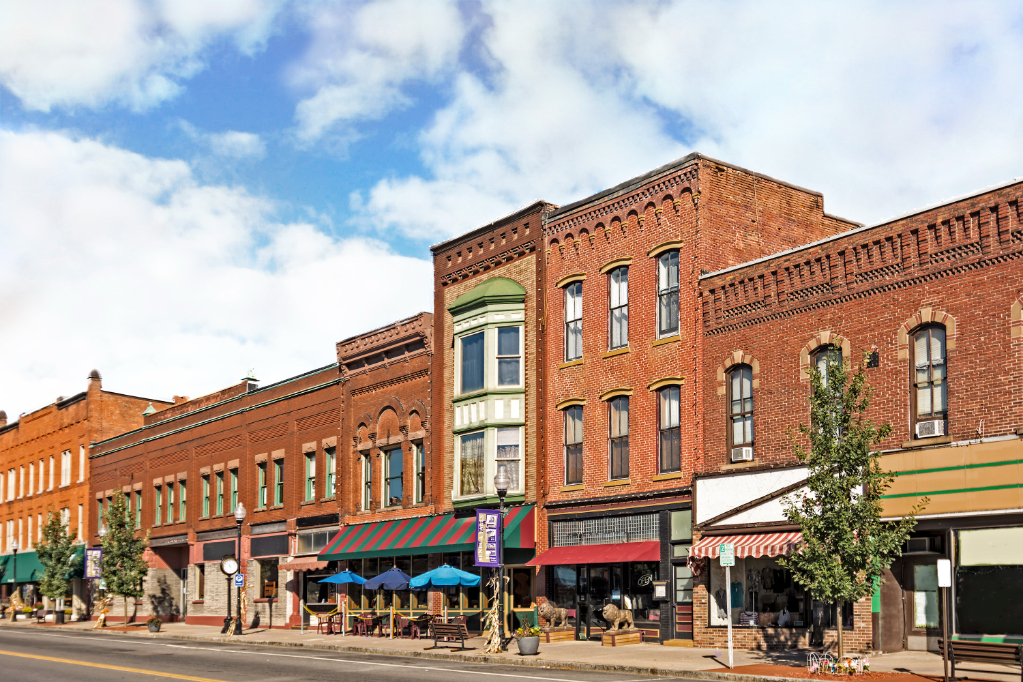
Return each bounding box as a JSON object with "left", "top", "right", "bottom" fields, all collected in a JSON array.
[
  {"left": 100, "top": 493, "right": 150, "bottom": 627},
  {"left": 36, "top": 508, "right": 79, "bottom": 617},
  {"left": 780, "top": 352, "right": 927, "bottom": 658}
]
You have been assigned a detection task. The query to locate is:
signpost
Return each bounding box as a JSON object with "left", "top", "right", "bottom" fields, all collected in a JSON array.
[
  {"left": 937, "top": 559, "right": 952, "bottom": 682},
  {"left": 720, "top": 543, "right": 735, "bottom": 670}
]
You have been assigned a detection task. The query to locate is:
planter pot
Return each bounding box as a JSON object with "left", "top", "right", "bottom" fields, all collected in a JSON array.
[
  {"left": 55, "top": 610, "right": 65, "bottom": 625},
  {"left": 516, "top": 636, "right": 540, "bottom": 656},
  {"left": 148, "top": 623, "right": 162, "bottom": 633}
]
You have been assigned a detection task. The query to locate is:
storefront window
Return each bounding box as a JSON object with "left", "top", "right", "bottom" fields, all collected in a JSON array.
[
  {"left": 627, "top": 562, "right": 659, "bottom": 630},
  {"left": 510, "top": 567, "right": 533, "bottom": 609},
  {"left": 411, "top": 555, "right": 429, "bottom": 609},
  {"left": 551, "top": 566, "right": 577, "bottom": 627},
  {"left": 709, "top": 557, "right": 808, "bottom": 628},
  {"left": 913, "top": 564, "right": 938, "bottom": 629}
]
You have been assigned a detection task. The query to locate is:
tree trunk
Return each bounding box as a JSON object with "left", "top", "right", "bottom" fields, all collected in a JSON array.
[
  {"left": 837, "top": 601, "right": 844, "bottom": 659},
  {"left": 124, "top": 596, "right": 128, "bottom": 628}
]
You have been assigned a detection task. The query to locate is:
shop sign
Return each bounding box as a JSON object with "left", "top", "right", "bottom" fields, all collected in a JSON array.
[
  {"left": 85, "top": 548, "right": 102, "bottom": 579},
  {"left": 719, "top": 543, "right": 735, "bottom": 567},
  {"left": 475, "top": 509, "right": 501, "bottom": 567}
]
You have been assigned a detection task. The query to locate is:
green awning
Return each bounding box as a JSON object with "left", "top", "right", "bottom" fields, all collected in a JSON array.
[
  {"left": 319, "top": 504, "right": 535, "bottom": 561},
  {"left": 0, "top": 549, "right": 45, "bottom": 584}
]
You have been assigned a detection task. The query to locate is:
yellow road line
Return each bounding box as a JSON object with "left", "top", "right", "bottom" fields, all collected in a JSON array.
[{"left": 0, "top": 649, "right": 229, "bottom": 682}]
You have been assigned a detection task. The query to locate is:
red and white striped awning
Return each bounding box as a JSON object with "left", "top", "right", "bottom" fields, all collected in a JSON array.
[{"left": 689, "top": 532, "right": 802, "bottom": 560}]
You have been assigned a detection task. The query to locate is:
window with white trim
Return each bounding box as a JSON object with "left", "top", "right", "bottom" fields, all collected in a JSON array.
[
  {"left": 912, "top": 325, "right": 947, "bottom": 435},
  {"left": 459, "top": 431, "right": 485, "bottom": 496},
  {"left": 497, "top": 327, "right": 522, "bottom": 387},
  {"left": 78, "top": 445, "right": 85, "bottom": 482},
  {"left": 496, "top": 427, "right": 521, "bottom": 492},
  {"left": 564, "top": 281, "right": 582, "bottom": 361},
  {"left": 657, "top": 250, "right": 680, "bottom": 337},
  {"left": 609, "top": 266, "right": 629, "bottom": 350},
  {"left": 564, "top": 406, "right": 584, "bottom": 485},
  {"left": 48, "top": 455, "right": 54, "bottom": 490},
  {"left": 609, "top": 396, "right": 629, "bottom": 480},
  {"left": 658, "top": 386, "right": 681, "bottom": 473}
]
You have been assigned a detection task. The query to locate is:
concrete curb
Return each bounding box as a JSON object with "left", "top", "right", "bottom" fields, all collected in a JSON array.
[{"left": 12, "top": 623, "right": 808, "bottom": 682}]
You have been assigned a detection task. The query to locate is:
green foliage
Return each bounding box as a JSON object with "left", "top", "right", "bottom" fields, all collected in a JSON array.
[
  {"left": 100, "top": 493, "right": 150, "bottom": 623},
  {"left": 36, "top": 509, "right": 79, "bottom": 601},
  {"left": 515, "top": 624, "right": 542, "bottom": 638},
  {"left": 780, "top": 352, "right": 927, "bottom": 651}
]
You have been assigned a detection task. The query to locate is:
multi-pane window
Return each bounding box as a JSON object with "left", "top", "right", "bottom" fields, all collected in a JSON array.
[
  {"left": 154, "top": 486, "right": 163, "bottom": 525},
  {"left": 135, "top": 491, "right": 142, "bottom": 528},
  {"left": 362, "top": 455, "right": 372, "bottom": 510},
  {"left": 274, "top": 460, "right": 284, "bottom": 505},
  {"left": 324, "top": 447, "right": 336, "bottom": 498},
  {"left": 497, "top": 327, "right": 522, "bottom": 386},
  {"left": 564, "top": 282, "right": 583, "bottom": 361},
  {"left": 609, "top": 266, "right": 629, "bottom": 350},
  {"left": 496, "top": 427, "right": 521, "bottom": 492},
  {"left": 460, "top": 332, "right": 485, "bottom": 394},
  {"left": 166, "top": 482, "right": 175, "bottom": 523},
  {"left": 657, "top": 250, "right": 680, "bottom": 337},
  {"left": 564, "top": 405, "right": 584, "bottom": 485},
  {"left": 257, "top": 464, "right": 267, "bottom": 508},
  {"left": 609, "top": 396, "right": 629, "bottom": 480},
  {"left": 216, "top": 472, "right": 224, "bottom": 515},
  {"left": 459, "top": 432, "right": 485, "bottom": 496},
  {"left": 230, "top": 469, "right": 238, "bottom": 513},
  {"left": 305, "top": 452, "right": 317, "bottom": 501},
  {"left": 658, "top": 386, "right": 681, "bottom": 473},
  {"left": 202, "top": 475, "right": 210, "bottom": 517},
  {"left": 385, "top": 448, "right": 403, "bottom": 507},
  {"left": 728, "top": 365, "right": 754, "bottom": 450},
  {"left": 912, "top": 325, "right": 947, "bottom": 427}
]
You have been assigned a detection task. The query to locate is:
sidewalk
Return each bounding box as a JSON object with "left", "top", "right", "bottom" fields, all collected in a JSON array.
[{"left": 2, "top": 618, "right": 1018, "bottom": 682}]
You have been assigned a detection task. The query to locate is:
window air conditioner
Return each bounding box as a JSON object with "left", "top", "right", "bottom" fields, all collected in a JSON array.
[
  {"left": 731, "top": 447, "right": 753, "bottom": 463},
  {"left": 903, "top": 537, "right": 941, "bottom": 554},
  {"left": 916, "top": 420, "right": 945, "bottom": 439}
]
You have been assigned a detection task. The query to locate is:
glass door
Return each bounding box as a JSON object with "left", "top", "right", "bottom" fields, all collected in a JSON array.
[{"left": 585, "top": 565, "right": 610, "bottom": 638}]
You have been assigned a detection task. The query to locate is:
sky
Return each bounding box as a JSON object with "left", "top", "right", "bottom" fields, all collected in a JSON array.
[{"left": 2, "top": 0, "right": 1023, "bottom": 419}]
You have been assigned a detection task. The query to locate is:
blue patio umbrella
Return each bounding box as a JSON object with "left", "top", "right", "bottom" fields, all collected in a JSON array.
[
  {"left": 363, "top": 567, "right": 412, "bottom": 591},
  {"left": 409, "top": 564, "right": 481, "bottom": 589},
  {"left": 319, "top": 570, "right": 366, "bottom": 585}
]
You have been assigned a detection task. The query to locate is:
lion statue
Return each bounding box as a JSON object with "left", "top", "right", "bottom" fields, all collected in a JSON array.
[
  {"left": 537, "top": 600, "right": 569, "bottom": 629},
  {"left": 601, "top": 602, "right": 634, "bottom": 632}
]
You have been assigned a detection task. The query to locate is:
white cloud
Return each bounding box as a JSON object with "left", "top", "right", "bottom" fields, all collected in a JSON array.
[
  {"left": 0, "top": 0, "right": 283, "bottom": 111},
  {"left": 343, "top": 0, "right": 1023, "bottom": 241},
  {"left": 179, "top": 122, "right": 267, "bottom": 159},
  {"left": 289, "top": 0, "right": 466, "bottom": 143},
  {"left": 0, "top": 129, "right": 432, "bottom": 419}
]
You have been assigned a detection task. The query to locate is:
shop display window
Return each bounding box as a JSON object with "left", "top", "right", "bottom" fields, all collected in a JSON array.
[
  {"left": 625, "top": 561, "right": 659, "bottom": 629},
  {"left": 709, "top": 557, "right": 808, "bottom": 627}
]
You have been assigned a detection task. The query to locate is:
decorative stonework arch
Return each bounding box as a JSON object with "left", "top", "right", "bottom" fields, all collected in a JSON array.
[
  {"left": 556, "top": 397, "right": 586, "bottom": 410},
  {"left": 799, "top": 331, "right": 852, "bottom": 381},
  {"left": 897, "top": 307, "right": 957, "bottom": 360},
  {"left": 599, "top": 387, "right": 634, "bottom": 401},
  {"left": 1012, "top": 296, "right": 1023, "bottom": 339},
  {"left": 716, "top": 350, "right": 760, "bottom": 396}
]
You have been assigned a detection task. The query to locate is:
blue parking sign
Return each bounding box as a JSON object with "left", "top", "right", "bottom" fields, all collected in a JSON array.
[{"left": 233, "top": 573, "right": 244, "bottom": 587}]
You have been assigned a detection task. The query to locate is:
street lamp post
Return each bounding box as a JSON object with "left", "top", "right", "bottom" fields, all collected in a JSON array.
[
  {"left": 9, "top": 540, "right": 18, "bottom": 621},
  {"left": 493, "top": 466, "right": 511, "bottom": 651},
  {"left": 233, "top": 503, "right": 246, "bottom": 635}
]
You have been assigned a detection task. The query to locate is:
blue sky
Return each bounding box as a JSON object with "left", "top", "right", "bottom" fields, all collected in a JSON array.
[{"left": 2, "top": 0, "right": 1022, "bottom": 418}]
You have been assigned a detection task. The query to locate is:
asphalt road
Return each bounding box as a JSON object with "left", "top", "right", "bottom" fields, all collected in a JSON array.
[{"left": 0, "top": 628, "right": 663, "bottom": 682}]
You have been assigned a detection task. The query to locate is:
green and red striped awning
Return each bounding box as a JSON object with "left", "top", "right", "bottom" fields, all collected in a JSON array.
[{"left": 318, "top": 505, "right": 535, "bottom": 561}]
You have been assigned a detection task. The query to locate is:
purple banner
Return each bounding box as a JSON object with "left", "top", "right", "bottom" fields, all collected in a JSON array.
[
  {"left": 474, "top": 509, "right": 501, "bottom": 567},
  {"left": 85, "top": 548, "right": 102, "bottom": 579}
]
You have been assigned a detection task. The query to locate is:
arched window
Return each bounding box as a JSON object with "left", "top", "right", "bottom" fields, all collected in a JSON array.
[
  {"left": 912, "top": 325, "right": 947, "bottom": 437},
  {"left": 609, "top": 396, "right": 629, "bottom": 480},
  {"left": 812, "top": 346, "right": 843, "bottom": 386},
  {"left": 564, "top": 406, "right": 584, "bottom": 485},
  {"left": 565, "top": 281, "right": 583, "bottom": 361},
  {"left": 608, "top": 266, "right": 629, "bottom": 350},
  {"left": 657, "top": 251, "right": 680, "bottom": 337},
  {"left": 728, "top": 365, "right": 754, "bottom": 460},
  {"left": 658, "top": 386, "right": 681, "bottom": 473}
]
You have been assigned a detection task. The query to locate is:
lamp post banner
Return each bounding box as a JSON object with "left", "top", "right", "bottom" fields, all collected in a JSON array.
[
  {"left": 85, "top": 548, "right": 102, "bottom": 579},
  {"left": 475, "top": 509, "right": 501, "bottom": 567}
]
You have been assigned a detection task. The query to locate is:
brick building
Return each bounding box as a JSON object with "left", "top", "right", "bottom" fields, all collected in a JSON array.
[
  {"left": 88, "top": 366, "right": 341, "bottom": 627},
  {"left": 0, "top": 370, "right": 169, "bottom": 618},
  {"left": 530, "top": 154, "right": 854, "bottom": 644},
  {"left": 694, "top": 177, "right": 1023, "bottom": 651}
]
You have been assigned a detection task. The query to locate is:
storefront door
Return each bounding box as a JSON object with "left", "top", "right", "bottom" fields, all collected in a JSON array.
[{"left": 879, "top": 561, "right": 905, "bottom": 652}]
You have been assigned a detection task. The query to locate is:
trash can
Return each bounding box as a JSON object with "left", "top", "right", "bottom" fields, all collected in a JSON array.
[{"left": 55, "top": 609, "right": 65, "bottom": 625}]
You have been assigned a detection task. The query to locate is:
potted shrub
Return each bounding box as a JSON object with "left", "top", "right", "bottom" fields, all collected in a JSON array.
[
  {"left": 515, "top": 624, "right": 541, "bottom": 656},
  {"left": 147, "top": 616, "right": 162, "bottom": 633}
]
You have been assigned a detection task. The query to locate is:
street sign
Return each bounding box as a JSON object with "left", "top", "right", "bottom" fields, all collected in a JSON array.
[
  {"left": 720, "top": 543, "right": 735, "bottom": 567},
  {"left": 233, "top": 573, "right": 244, "bottom": 587},
  {"left": 937, "top": 559, "right": 951, "bottom": 587}
]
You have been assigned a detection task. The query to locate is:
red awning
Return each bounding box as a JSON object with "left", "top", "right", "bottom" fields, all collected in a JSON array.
[
  {"left": 279, "top": 557, "right": 329, "bottom": 572},
  {"left": 689, "top": 532, "right": 801, "bottom": 560},
  {"left": 527, "top": 541, "right": 660, "bottom": 566}
]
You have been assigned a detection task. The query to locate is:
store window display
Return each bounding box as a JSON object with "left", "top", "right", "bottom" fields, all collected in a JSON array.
[{"left": 709, "top": 557, "right": 808, "bottom": 627}]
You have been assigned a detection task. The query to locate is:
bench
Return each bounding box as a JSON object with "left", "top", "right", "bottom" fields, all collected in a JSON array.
[
  {"left": 427, "top": 621, "right": 473, "bottom": 651},
  {"left": 939, "top": 639, "right": 1023, "bottom": 682}
]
